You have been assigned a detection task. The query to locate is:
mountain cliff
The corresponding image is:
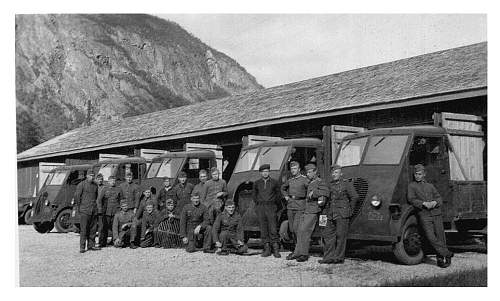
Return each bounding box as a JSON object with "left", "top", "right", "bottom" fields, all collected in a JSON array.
[{"left": 16, "top": 14, "right": 262, "bottom": 152}]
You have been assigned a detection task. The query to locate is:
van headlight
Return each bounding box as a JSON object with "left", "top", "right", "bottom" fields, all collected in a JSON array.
[
  {"left": 44, "top": 200, "right": 49, "bottom": 206},
  {"left": 370, "top": 195, "right": 381, "bottom": 208},
  {"left": 71, "top": 198, "right": 74, "bottom": 206}
]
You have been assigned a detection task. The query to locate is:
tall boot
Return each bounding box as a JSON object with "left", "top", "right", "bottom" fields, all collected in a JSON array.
[
  {"left": 261, "top": 243, "right": 271, "bottom": 257},
  {"left": 272, "top": 242, "right": 281, "bottom": 258}
]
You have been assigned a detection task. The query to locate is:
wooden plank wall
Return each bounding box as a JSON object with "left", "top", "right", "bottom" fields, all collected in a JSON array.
[{"left": 17, "top": 166, "right": 38, "bottom": 198}]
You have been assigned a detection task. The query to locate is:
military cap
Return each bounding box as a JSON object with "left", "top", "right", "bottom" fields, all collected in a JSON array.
[
  {"left": 330, "top": 164, "right": 342, "bottom": 171},
  {"left": 178, "top": 171, "right": 187, "bottom": 178},
  {"left": 125, "top": 171, "right": 133, "bottom": 176},
  {"left": 108, "top": 175, "right": 116, "bottom": 180},
  {"left": 290, "top": 161, "right": 300, "bottom": 168},
  {"left": 145, "top": 199, "right": 155, "bottom": 207},
  {"left": 87, "top": 169, "right": 95, "bottom": 175},
  {"left": 305, "top": 163, "right": 317, "bottom": 171},
  {"left": 414, "top": 164, "right": 425, "bottom": 172},
  {"left": 165, "top": 198, "right": 174, "bottom": 204},
  {"left": 143, "top": 188, "right": 151, "bottom": 193},
  {"left": 191, "top": 191, "right": 200, "bottom": 198},
  {"left": 199, "top": 169, "right": 208, "bottom": 175},
  {"left": 225, "top": 199, "right": 235, "bottom": 206},
  {"left": 96, "top": 173, "right": 103, "bottom": 179},
  {"left": 120, "top": 199, "right": 128, "bottom": 205},
  {"left": 259, "top": 164, "right": 271, "bottom": 171},
  {"left": 210, "top": 167, "right": 219, "bottom": 173}
]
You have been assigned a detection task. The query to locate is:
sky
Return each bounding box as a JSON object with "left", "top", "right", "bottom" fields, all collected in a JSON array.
[{"left": 158, "top": 14, "right": 486, "bottom": 88}]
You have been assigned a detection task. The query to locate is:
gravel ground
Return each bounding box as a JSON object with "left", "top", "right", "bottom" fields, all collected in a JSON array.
[{"left": 17, "top": 225, "right": 487, "bottom": 286}]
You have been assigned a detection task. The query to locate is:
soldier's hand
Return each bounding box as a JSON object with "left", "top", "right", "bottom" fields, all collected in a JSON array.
[
  {"left": 182, "top": 237, "right": 189, "bottom": 245},
  {"left": 237, "top": 240, "right": 244, "bottom": 246},
  {"left": 215, "top": 241, "right": 222, "bottom": 248},
  {"left": 114, "top": 238, "right": 121, "bottom": 244},
  {"left": 422, "top": 202, "right": 432, "bottom": 209},
  {"left": 133, "top": 208, "right": 137, "bottom": 214},
  {"left": 168, "top": 213, "right": 174, "bottom": 218},
  {"left": 194, "top": 225, "right": 202, "bottom": 234},
  {"left": 216, "top": 192, "right": 224, "bottom": 197},
  {"left": 284, "top": 196, "right": 290, "bottom": 202},
  {"left": 430, "top": 201, "right": 438, "bottom": 208}
]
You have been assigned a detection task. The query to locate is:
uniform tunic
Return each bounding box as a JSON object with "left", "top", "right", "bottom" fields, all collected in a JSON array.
[
  {"left": 174, "top": 182, "right": 195, "bottom": 215},
  {"left": 119, "top": 182, "right": 141, "bottom": 210},
  {"left": 203, "top": 179, "right": 228, "bottom": 207},
  {"left": 96, "top": 186, "right": 122, "bottom": 216},
  {"left": 212, "top": 211, "right": 244, "bottom": 245},
  {"left": 74, "top": 180, "right": 99, "bottom": 215},
  {"left": 157, "top": 186, "right": 178, "bottom": 211},
  {"left": 112, "top": 210, "right": 135, "bottom": 241},
  {"left": 281, "top": 174, "right": 309, "bottom": 235},
  {"left": 193, "top": 181, "right": 208, "bottom": 206},
  {"left": 179, "top": 203, "right": 211, "bottom": 251},
  {"left": 141, "top": 210, "right": 159, "bottom": 239},
  {"left": 252, "top": 177, "right": 281, "bottom": 244}
]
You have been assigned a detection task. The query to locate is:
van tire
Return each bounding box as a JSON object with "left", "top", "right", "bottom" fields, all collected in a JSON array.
[
  {"left": 33, "top": 221, "right": 54, "bottom": 234},
  {"left": 393, "top": 215, "right": 424, "bottom": 265},
  {"left": 54, "top": 209, "right": 73, "bottom": 233},
  {"left": 24, "top": 209, "right": 33, "bottom": 225}
]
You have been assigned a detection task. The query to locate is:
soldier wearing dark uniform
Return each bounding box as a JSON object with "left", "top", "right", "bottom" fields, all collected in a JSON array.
[
  {"left": 212, "top": 199, "right": 248, "bottom": 255},
  {"left": 408, "top": 164, "right": 453, "bottom": 268},
  {"left": 155, "top": 199, "right": 179, "bottom": 248},
  {"left": 179, "top": 192, "right": 211, "bottom": 252},
  {"left": 140, "top": 200, "right": 159, "bottom": 248},
  {"left": 95, "top": 173, "right": 104, "bottom": 192},
  {"left": 157, "top": 178, "right": 178, "bottom": 212},
  {"left": 119, "top": 172, "right": 141, "bottom": 212},
  {"left": 252, "top": 164, "right": 282, "bottom": 258},
  {"left": 96, "top": 175, "right": 122, "bottom": 247},
  {"left": 290, "top": 164, "right": 329, "bottom": 262},
  {"left": 173, "top": 171, "right": 194, "bottom": 215},
  {"left": 74, "top": 169, "right": 100, "bottom": 253},
  {"left": 281, "top": 161, "right": 309, "bottom": 247},
  {"left": 193, "top": 169, "right": 209, "bottom": 206},
  {"left": 203, "top": 198, "right": 224, "bottom": 252},
  {"left": 130, "top": 189, "right": 157, "bottom": 248},
  {"left": 203, "top": 167, "right": 228, "bottom": 208},
  {"left": 113, "top": 200, "right": 135, "bottom": 248},
  {"left": 319, "top": 164, "right": 359, "bottom": 264}
]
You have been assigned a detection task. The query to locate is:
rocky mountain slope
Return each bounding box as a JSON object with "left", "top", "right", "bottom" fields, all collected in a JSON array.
[{"left": 16, "top": 14, "right": 262, "bottom": 152}]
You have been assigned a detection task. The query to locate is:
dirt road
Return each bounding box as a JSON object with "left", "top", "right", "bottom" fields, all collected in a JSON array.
[{"left": 17, "top": 226, "right": 487, "bottom": 286}]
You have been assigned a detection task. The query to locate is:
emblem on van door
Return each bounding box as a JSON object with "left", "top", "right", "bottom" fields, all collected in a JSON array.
[{"left": 367, "top": 210, "right": 384, "bottom": 221}]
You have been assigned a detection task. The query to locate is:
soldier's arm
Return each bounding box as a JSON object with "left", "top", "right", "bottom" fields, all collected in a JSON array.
[
  {"left": 140, "top": 217, "right": 147, "bottom": 240},
  {"left": 407, "top": 184, "right": 424, "bottom": 209},
  {"left": 74, "top": 182, "right": 83, "bottom": 209},
  {"left": 179, "top": 207, "right": 188, "bottom": 238},
  {"left": 112, "top": 214, "right": 119, "bottom": 240},
  {"left": 280, "top": 179, "right": 290, "bottom": 198},
  {"left": 134, "top": 188, "right": 141, "bottom": 209},
  {"left": 212, "top": 214, "right": 222, "bottom": 243},
  {"left": 251, "top": 181, "right": 258, "bottom": 203},
  {"left": 347, "top": 182, "right": 359, "bottom": 204},
  {"left": 96, "top": 189, "right": 105, "bottom": 214},
  {"left": 431, "top": 185, "right": 443, "bottom": 207}
]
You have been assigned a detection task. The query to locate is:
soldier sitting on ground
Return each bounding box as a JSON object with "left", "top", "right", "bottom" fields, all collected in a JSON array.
[
  {"left": 140, "top": 200, "right": 159, "bottom": 248},
  {"left": 130, "top": 189, "right": 157, "bottom": 249},
  {"left": 179, "top": 192, "right": 211, "bottom": 253},
  {"left": 155, "top": 199, "right": 181, "bottom": 248},
  {"left": 203, "top": 198, "right": 225, "bottom": 253},
  {"left": 113, "top": 200, "right": 135, "bottom": 248},
  {"left": 212, "top": 199, "right": 248, "bottom": 255}
]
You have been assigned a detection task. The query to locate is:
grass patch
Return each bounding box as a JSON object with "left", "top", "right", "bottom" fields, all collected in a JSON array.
[{"left": 382, "top": 268, "right": 487, "bottom": 287}]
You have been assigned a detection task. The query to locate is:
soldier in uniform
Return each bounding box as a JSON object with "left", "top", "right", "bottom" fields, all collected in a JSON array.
[
  {"left": 74, "top": 169, "right": 100, "bottom": 253},
  {"left": 408, "top": 164, "right": 453, "bottom": 268},
  {"left": 203, "top": 167, "right": 228, "bottom": 208},
  {"left": 96, "top": 175, "right": 122, "bottom": 247},
  {"left": 252, "top": 164, "right": 282, "bottom": 258},
  {"left": 130, "top": 189, "right": 157, "bottom": 248},
  {"left": 193, "top": 169, "right": 209, "bottom": 206},
  {"left": 319, "top": 164, "right": 358, "bottom": 264},
  {"left": 140, "top": 200, "right": 159, "bottom": 248},
  {"left": 204, "top": 198, "right": 224, "bottom": 252},
  {"left": 212, "top": 199, "right": 248, "bottom": 255},
  {"left": 113, "top": 200, "right": 135, "bottom": 248},
  {"left": 95, "top": 173, "right": 104, "bottom": 191},
  {"left": 173, "top": 171, "right": 194, "bottom": 215},
  {"left": 157, "top": 178, "right": 178, "bottom": 212},
  {"left": 290, "top": 164, "right": 329, "bottom": 262},
  {"left": 179, "top": 192, "right": 211, "bottom": 253},
  {"left": 281, "top": 161, "right": 309, "bottom": 251},
  {"left": 119, "top": 172, "right": 141, "bottom": 213},
  {"left": 155, "top": 199, "right": 179, "bottom": 248}
]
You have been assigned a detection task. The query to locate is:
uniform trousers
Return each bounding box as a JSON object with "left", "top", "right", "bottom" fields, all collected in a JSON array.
[
  {"left": 321, "top": 217, "right": 349, "bottom": 260},
  {"left": 256, "top": 204, "right": 279, "bottom": 244},
  {"left": 114, "top": 229, "right": 131, "bottom": 247},
  {"left": 186, "top": 225, "right": 212, "bottom": 252},
  {"left": 287, "top": 209, "right": 303, "bottom": 238},
  {"left": 79, "top": 213, "right": 97, "bottom": 250},
  {"left": 219, "top": 231, "right": 247, "bottom": 253},
  {"left": 419, "top": 215, "right": 452, "bottom": 258},
  {"left": 293, "top": 213, "right": 318, "bottom": 256},
  {"left": 98, "top": 215, "right": 114, "bottom": 246}
]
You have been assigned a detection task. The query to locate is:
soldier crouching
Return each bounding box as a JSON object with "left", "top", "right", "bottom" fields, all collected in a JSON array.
[
  {"left": 179, "top": 192, "right": 212, "bottom": 253},
  {"left": 212, "top": 199, "right": 248, "bottom": 255},
  {"left": 112, "top": 200, "right": 135, "bottom": 248},
  {"left": 139, "top": 200, "right": 159, "bottom": 248}
]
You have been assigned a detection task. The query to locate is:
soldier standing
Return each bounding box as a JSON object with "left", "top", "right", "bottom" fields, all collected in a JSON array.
[
  {"left": 96, "top": 175, "right": 122, "bottom": 247},
  {"left": 157, "top": 178, "right": 178, "bottom": 211},
  {"left": 120, "top": 172, "right": 141, "bottom": 213},
  {"left": 212, "top": 199, "right": 247, "bottom": 255},
  {"left": 113, "top": 200, "right": 135, "bottom": 248},
  {"left": 193, "top": 169, "right": 209, "bottom": 206},
  {"left": 174, "top": 171, "right": 194, "bottom": 215},
  {"left": 408, "top": 164, "right": 453, "bottom": 268},
  {"left": 281, "top": 161, "right": 308, "bottom": 252},
  {"left": 179, "top": 192, "right": 211, "bottom": 253},
  {"left": 290, "top": 164, "right": 329, "bottom": 262},
  {"left": 74, "top": 169, "right": 100, "bottom": 253},
  {"left": 319, "top": 164, "right": 358, "bottom": 264},
  {"left": 252, "top": 164, "right": 281, "bottom": 258},
  {"left": 203, "top": 167, "right": 228, "bottom": 208}
]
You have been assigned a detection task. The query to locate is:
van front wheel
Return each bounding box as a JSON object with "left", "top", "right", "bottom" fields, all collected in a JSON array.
[
  {"left": 393, "top": 215, "right": 424, "bottom": 265},
  {"left": 54, "top": 209, "right": 73, "bottom": 233}
]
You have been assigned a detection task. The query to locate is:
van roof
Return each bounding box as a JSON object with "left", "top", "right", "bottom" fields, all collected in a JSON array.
[
  {"left": 151, "top": 150, "right": 216, "bottom": 161},
  {"left": 242, "top": 138, "right": 323, "bottom": 150},
  {"left": 97, "top": 157, "right": 148, "bottom": 164},
  {"left": 49, "top": 164, "right": 96, "bottom": 173},
  {"left": 346, "top": 126, "right": 447, "bottom": 139}
]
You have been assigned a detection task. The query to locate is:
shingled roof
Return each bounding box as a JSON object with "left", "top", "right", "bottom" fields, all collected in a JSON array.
[{"left": 18, "top": 42, "right": 487, "bottom": 162}]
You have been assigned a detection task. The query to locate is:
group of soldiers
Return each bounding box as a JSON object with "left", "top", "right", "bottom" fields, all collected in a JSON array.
[{"left": 73, "top": 160, "right": 452, "bottom": 267}]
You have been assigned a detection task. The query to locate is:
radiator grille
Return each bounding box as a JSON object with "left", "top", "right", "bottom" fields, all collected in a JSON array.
[{"left": 348, "top": 177, "right": 368, "bottom": 221}]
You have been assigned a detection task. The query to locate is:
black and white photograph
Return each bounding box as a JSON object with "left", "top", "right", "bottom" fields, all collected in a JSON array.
[{"left": 7, "top": 0, "right": 493, "bottom": 289}]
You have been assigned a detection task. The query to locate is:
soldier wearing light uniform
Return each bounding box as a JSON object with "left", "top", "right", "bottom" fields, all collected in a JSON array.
[
  {"left": 281, "top": 161, "right": 308, "bottom": 247},
  {"left": 203, "top": 167, "right": 228, "bottom": 208},
  {"left": 113, "top": 200, "right": 135, "bottom": 248},
  {"left": 212, "top": 199, "right": 247, "bottom": 255},
  {"left": 96, "top": 175, "right": 122, "bottom": 247},
  {"left": 290, "top": 164, "right": 329, "bottom": 262},
  {"left": 408, "top": 164, "right": 453, "bottom": 268},
  {"left": 319, "top": 164, "right": 358, "bottom": 264}
]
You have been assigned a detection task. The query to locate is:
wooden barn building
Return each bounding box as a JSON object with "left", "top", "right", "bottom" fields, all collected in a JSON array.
[{"left": 17, "top": 42, "right": 487, "bottom": 198}]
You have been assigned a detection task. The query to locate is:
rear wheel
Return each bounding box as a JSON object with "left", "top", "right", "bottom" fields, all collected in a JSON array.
[
  {"left": 54, "top": 209, "right": 73, "bottom": 233},
  {"left": 33, "top": 221, "right": 54, "bottom": 234},
  {"left": 393, "top": 215, "right": 424, "bottom": 265},
  {"left": 23, "top": 209, "right": 33, "bottom": 225}
]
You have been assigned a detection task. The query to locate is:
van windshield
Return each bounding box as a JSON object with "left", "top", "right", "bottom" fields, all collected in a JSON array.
[
  {"left": 253, "top": 146, "right": 288, "bottom": 171},
  {"left": 46, "top": 171, "right": 68, "bottom": 186},
  {"left": 363, "top": 135, "right": 409, "bottom": 165},
  {"left": 336, "top": 137, "right": 368, "bottom": 166},
  {"left": 233, "top": 148, "right": 259, "bottom": 173},
  {"left": 98, "top": 164, "right": 118, "bottom": 181},
  {"left": 147, "top": 158, "right": 184, "bottom": 178}
]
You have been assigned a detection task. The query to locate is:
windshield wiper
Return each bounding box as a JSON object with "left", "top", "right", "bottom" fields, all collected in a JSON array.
[
  {"left": 240, "top": 151, "right": 248, "bottom": 159},
  {"left": 261, "top": 147, "right": 271, "bottom": 156},
  {"left": 341, "top": 140, "right": 352, "bottom": 150},
  {"left": 374, "top": 137, "right": 386, "bottom": 147}
]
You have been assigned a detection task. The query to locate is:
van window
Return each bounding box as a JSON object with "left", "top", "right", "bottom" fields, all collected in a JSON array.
[
  {"left": 47, "top": 171, "right": 68, "bottom": 185},
  {"left": 66, "top": 170, "right": 86, "bottom": 185},
  {"left": 364, "top": 135, "right": 409, "bottom": 165},
  {"left": 234, "top": 148, "right": 259, "bottom": 173},
  {"left": 336, "top": 137, "right": 368, "bottom": 166},
  {"left": 147, "top": 158, "right": 184, "bottom": 178},
  {"left": 253, "top": 146, "right": 288, "bottom": 171},
  {"left": 182, "top": 158, "right": 211, "bottom": 179},
  {"left": 98, "top": 164, "right": 118, "bottom": 181}
]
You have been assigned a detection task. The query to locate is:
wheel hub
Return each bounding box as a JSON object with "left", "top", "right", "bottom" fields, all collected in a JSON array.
[{"left": 403, "top": 227, "right": 422, "bottom": 256}]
